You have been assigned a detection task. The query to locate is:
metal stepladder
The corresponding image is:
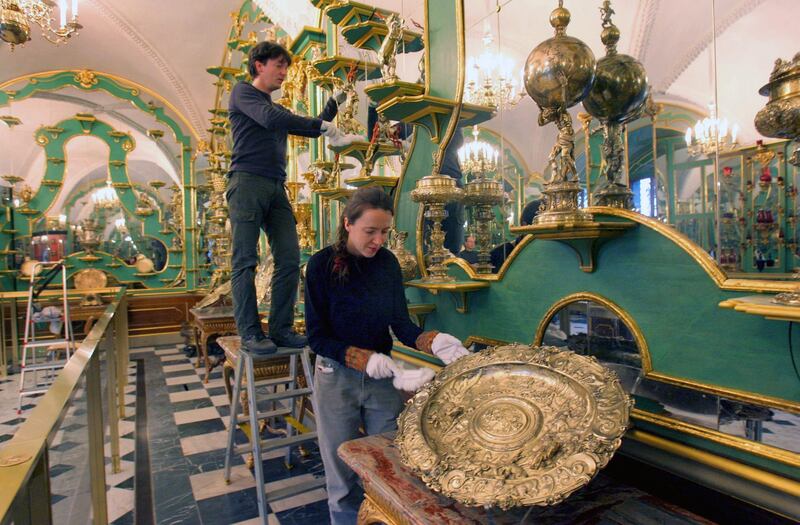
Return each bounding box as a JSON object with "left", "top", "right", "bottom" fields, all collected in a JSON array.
[
  {"left": 223, "top": 341, "right": 323, "bottom": 524},
  {"left": 18, "top": 261, "right": 76, "bottom": 413}
]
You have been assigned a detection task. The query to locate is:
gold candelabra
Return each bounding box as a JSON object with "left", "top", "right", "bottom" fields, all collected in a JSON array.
[{"left": 411, "top": 172, "right": 463, "bottom": 282}]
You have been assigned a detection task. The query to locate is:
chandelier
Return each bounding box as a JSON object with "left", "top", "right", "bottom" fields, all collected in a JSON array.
[
  {"left": 458, "top": 126, "right": 498, "bottom": 179},
  {"left": 464, "top": 30, "right": 523, "bottom": 109},
  {"left": 0, "top": 0, "right": 81, "bottom": 48},
  {"left": 684, "top": 103, "right": 739, "bottom": 157},
  {"left": 92, "top": 179, "right": 118, "bottom": 210}
]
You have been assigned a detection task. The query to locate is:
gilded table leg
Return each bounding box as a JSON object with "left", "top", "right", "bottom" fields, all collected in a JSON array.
[{"left": 357, "top": 494, "right": 392, "bottom": 525}]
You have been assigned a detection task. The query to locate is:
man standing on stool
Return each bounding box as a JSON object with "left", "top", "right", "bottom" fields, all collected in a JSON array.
[{"left": 228, "top": 41, "right": 357, "bottom": 354}]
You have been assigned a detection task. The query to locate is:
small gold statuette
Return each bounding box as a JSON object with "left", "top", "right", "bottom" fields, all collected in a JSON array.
[
  {"left": 396, "top": 344, "right": 632, "bottom": 509},
  {"left": 524, "top": 1, "right": 596, "bottom": 225},
  {"left": 582, "top": 1, "right": 648, "bottom": 208}
]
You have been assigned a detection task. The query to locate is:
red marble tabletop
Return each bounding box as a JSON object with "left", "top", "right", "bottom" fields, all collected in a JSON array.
[{"left": 338, "top": 433, "right": 715, "bottom": 525}]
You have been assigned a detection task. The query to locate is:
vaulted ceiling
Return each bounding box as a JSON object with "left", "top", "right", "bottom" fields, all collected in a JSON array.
[{"left": 1, "top": 0, "right": 796, "bottom": 185}]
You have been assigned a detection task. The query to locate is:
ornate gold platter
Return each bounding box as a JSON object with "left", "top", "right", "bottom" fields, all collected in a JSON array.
[{"left": 396, "top": 344, "right": 632, "bottom": 509}]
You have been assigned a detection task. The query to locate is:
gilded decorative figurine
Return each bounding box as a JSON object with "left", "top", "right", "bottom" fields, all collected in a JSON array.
[
  {"left": 337, "top": 66, "right": 364, "bottom": 136},
  {"left": 134, "top": 190, "right": 154, "bottom": 216},
  {"left": 583, "top": 0, "right": 649, "bottom": 208},
  {"left": 755, "top": 52, "right": 800, "bottom": 167},
  {"left": 388, "top": 230, "right": 418, "bottom": 280},
  {"left": 524, "top": 1, "right": 596, "bottom": 225},
  {"left": 396, "top": 344, "right": 631, "bottom": 509},
  {"left": 378, "top": 13, "right": 403, "bottom": 83}
]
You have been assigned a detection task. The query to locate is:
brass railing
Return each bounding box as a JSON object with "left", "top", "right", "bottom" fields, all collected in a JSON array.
[{"left": 0, "top": 286, "right": 129, "bottom": 525}]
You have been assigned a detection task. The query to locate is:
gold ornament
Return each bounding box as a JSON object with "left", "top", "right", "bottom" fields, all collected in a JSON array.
[{"left": 396, "top": 344, "right": 631, "bottom": 509}]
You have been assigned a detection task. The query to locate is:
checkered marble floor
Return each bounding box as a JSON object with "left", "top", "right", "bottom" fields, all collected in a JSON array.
[
  {"left": 0, "top": 344, "right": 329, "bottom": 525},
  {"left": 131, "top": 344, "right": 328, "bottom": 525},
  {"left": 0, "top": 361, "right": 138, "bottom": 524}
]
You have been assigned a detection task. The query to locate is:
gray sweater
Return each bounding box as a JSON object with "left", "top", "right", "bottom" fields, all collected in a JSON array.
[{"left": 228, "top": 82, "right": 338, "bottom": 179}]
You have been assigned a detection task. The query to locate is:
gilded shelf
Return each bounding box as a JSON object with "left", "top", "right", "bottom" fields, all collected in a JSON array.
[
  {"left": 328, "top": 140, "right": 400, "bottom": 165},
  {"left": 718, "top": 294, "right": 800, "bottom": 322},
  {"left": 168, "top": 248, "right": 182, "bottom": 253},
  {"left": 1, "top": 229, "right": 18, "bottom": 234},
  {"left": 289, "top": 26, "right": 326, "bottom": 59},
  {"left": 0, "top": 249, "right": 19, "bottom": 255},
  {"left": 40, "top": 179, "right": 62, "bottom": 187},
  {"left": 344, "top": 175, "right": 399, "bottom": 190},
  {"left": 17, "top": 208, "right": 39, "bottom": 216},
  {"left": 341, "top": 20, "right": 423, "bottom": 53},
  {"left": 206, "top": 66, "right": 246, "bottom": 82},
  {"left": 405, "top": 279, "right": 490, "bottom": 314},
  {"left": 316, "top": 187, "right": 355, "bottom": 202},
  {"left": 407, "top": 302, "right": 436, "bottom": 330},
  {"left": 364, "top": 81, "right": 424, "bottom": 107},
  {"left": 77, "top": 255, "right": 101, "bottom": 262},
  {"left": 510, "top": 220, "right": 637, "bottom": 273},
  {"left": 133, "top": 272, "right": 156, "bottom": 277},
  {"left": 311, "top": 56, "right": 381, "bottom": 83},
  {"left": 324, "top": 1, "right": 393, "bottom": 27},
  {"left": 377, "top": 96, "right": 495, "bottom": 143}
]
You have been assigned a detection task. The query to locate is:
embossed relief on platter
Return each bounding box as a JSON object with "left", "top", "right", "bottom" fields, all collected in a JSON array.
[{"left": 396, "top": 344, "right": 632, "bottom": 509}]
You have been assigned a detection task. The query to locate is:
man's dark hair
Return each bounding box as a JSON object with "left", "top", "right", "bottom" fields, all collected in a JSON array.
[
  {"left": 521, "top": 199, "right": 542, "bottom": 226},
  {"left": 248, "top": 41, "right": 292, "bottom": 78}
]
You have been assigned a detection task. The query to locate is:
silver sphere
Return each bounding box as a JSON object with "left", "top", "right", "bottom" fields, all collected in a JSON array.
[
  {"left": 524, "top": 35, "right": 596, "bottom": 110},
  {"left": 583, "top": 53, "right": 649, "bottom": 123}
]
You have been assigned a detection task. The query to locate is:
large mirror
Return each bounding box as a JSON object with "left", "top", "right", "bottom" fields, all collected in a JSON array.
[
  {"left": 447, "top": 0, "right": 800, "bottom": 279},
  {"left": 0, "top": 81, "right": 185, "bottom": 289},
  {"left": 540, "top": 297, "right": 800, "bottom": 457}
]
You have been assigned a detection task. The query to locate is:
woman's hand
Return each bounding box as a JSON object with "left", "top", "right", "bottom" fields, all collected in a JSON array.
[{"left": 431, "top": 333, "right": 470, "bottom": 364}]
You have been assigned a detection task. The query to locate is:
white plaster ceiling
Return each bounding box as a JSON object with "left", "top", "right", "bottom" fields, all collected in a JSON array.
[{"left": 0, "top": 0, "right": 797, "bottom": 187}]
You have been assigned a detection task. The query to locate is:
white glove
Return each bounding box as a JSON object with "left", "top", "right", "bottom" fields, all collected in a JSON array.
[
  {"left": 320, "top": 120, "right": 341, "bottom": 139},
  {"left": 320, "top": 121, "right": 361, "bottom": 147},
  {"left": 431, "top": 333, "right": 470, "bottom": 365},
  {"left": 393, "top": 367, "right": 435, "bottom": 392},
  {"left": 365, "top": 352, "right": 397, "bottom": 379}
]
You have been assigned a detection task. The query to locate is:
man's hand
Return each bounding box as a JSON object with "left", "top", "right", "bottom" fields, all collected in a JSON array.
[
  {"left": 321, "top": 121, "right": 361, "bottom": 147},
  {"left": 332, "top": 90, "right": 348, "bottom": 105}
]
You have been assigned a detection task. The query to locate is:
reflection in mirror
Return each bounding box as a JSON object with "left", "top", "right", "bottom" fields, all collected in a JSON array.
[
  {"left": 542, "top": 298, "right": 800, "bottom": 456},
  {"left": 0, "top": 86, "right": 181, "bottom": 286}
]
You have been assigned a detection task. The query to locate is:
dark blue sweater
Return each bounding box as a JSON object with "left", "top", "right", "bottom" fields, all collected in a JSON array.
[
  {"left": 304, "top": 245, "right": 423, "bottom": 364},
  {"left": 228, "top": 82, "right": 338, "bottom": 179}
]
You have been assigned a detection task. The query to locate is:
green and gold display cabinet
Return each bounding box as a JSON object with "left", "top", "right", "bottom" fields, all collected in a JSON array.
[{"left": 0, "top": 69, "right": 198, "bottom": 291}]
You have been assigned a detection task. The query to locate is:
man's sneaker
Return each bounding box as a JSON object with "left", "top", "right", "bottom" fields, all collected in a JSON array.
[
  {"left": 271, "top": 331, "right": 308, "bottom": 348},
  {"left": 241, "top": 334, "right": 277, "bottom": 355}
]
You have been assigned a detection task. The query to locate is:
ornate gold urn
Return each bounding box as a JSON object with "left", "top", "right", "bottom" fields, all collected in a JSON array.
[
  {"left": 463, "top": 178, "right": 504, "bottom": 273},
  {"left": 411, "top": 170, "right": 463, "bottom": 282},
  {"left": 396, "top": 344, "right": 631, "bottom": 509},
  {"left": 523, "top": 1, "right": 595, "bottom": 225},
  {"left": 755, "top": 52, "right": 800, "bottom": 166},
  {"left": 388, "top": 230, "right": 418, "bottom": 281},
  {"left": 582, "top": 1, "right": 648, "bottom": 208}
]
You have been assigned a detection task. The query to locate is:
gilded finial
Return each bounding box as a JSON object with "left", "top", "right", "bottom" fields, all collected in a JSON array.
[
  {"left": 550, "top": 1, "right": 571, "bottom": 36},
  {"left": 599, "top": 1, "right": 620, "bottom": 55}
]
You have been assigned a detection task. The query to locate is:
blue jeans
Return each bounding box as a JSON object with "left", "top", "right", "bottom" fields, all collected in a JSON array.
[
  {"left": 227, "top": 172, "right": 299, "bottom": 338},
  {"left": 314, "top": 356, "right": 404, "bottom": 525}
]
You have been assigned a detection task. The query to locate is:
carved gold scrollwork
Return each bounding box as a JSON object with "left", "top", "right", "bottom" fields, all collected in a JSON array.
[
  {"left": 74, "top": 69, "right": 98, "bottom": 89},
  {"left": 357, "top": 494, "right": 394, "bottom": 525},
  {"left": 396, "top": 344, "right": 632, "bottom": 509}
]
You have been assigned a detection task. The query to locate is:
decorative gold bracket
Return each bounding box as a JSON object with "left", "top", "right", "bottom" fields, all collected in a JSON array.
[
  {"left": 405, "top": 280, "right": 490, "bottom": 314},
  {"left": 510, "top": 221, "right": 637, "bottom": 273}
]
